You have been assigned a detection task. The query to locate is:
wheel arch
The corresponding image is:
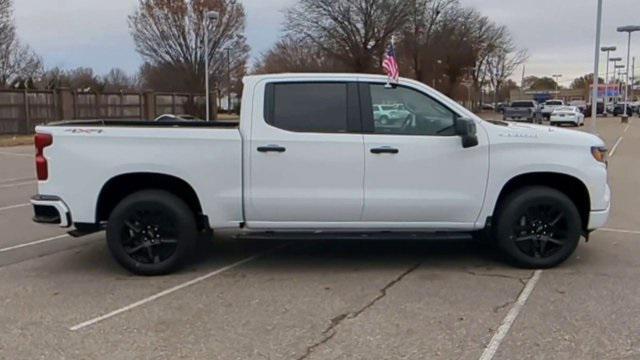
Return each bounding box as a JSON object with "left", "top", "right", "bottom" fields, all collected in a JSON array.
[
  {"left": 96, "top": 172, "right": 207, "bottom": 229},
  {"left": 493, "top": 172, "right": 591, "bottom": 231}
]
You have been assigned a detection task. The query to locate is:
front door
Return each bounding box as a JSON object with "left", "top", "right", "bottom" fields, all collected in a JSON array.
[{"left": 361, "top": 83, "right": 489, "bottom": 228}]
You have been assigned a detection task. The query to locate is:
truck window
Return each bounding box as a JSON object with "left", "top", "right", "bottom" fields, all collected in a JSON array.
[
  {"left": 266, "top": 83, "right": 348, "bottom": 133},
  {"left": 368, "top": 84, "right": 457, "bottom": 136}
]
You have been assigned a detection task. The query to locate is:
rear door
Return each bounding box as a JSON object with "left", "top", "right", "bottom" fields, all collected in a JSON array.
[
  {"left": 360, "top": 82, "right": 489, "bottom": 228},
  {"left": 246, "top": 81, "right": 365, "bottom": 226}
]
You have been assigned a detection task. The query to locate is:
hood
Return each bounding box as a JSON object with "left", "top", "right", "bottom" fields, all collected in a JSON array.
[{"left": 489, "top": 121, "right": 605, "bottom": 147}]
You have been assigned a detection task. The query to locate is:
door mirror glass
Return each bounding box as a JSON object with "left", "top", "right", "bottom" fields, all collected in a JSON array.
[{"left": 456, "top": 118, "right": 479, "bottom": 148}]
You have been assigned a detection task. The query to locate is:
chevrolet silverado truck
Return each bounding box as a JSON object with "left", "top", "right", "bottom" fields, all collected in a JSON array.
[
  {"left": 503, "top": 100, "right": 541, "bottom": 123},
  {"left": 31, "top": 74, "right": 611, "bottom": 275},
  {"left": 541, "top": 100, "right": 565, "bottom": 120}
]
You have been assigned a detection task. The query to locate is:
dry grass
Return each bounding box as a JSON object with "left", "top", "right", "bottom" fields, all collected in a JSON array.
[{"left": 0, "top": 135, "right": 34, "bottom": 148}]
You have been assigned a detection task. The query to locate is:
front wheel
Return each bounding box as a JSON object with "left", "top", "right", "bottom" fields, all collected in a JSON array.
[
  {"left": 106, "top": 190, "right": 198, "bottom": 276},
  {"left": 495, "top": 187, "right": 582, "bottom": 269}
]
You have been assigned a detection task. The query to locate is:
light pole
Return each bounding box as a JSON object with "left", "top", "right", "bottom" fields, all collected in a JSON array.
[
  {"left": 615, "top": 64, "right": 626, "bottom": 98},
  {"left": 601, "top": 46, "right": 616, "bottom": 108},
  {"left": 226, "top": 47, "right": 232, "bottom": 113},
  {"left": 609, "top": 57, "right": 623, "bottom": 112},
  {"left": 632, "top": 56, "right": 637, "bottom": 105},
  {"left": 204, "top": 10, "right": 219, "bottom": 121},
  {"left": 617, "top": 25, "right": 640, "bottom": 122},
  {"left": 552, "top": 74, "right": 562, "bottom": 97},
  {"left": 590, "top": 0, "right": 603, "bottom": 132}
]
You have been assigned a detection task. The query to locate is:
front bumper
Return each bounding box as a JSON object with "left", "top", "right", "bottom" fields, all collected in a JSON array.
[
  {"left": 588, "top": 184, "right": 611, "bottom": 230},
  {"left": 31, "top": 195, "right": 71, "bottom": 228},
  {"left": 589, "top": 206, "right": 610, "bottom": 230}
]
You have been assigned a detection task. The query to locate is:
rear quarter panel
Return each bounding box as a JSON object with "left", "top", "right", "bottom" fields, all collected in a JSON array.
[{"left": 35, "top": 126, "right": 243, "bottom": 228}]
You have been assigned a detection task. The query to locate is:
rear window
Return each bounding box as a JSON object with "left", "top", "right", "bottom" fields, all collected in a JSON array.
[
  {"left": 511, "top": 101, "right": 534, "bottom": 108},
  {"left": 546, "top": 101, "right": 563, "bottom": 105},
  {"left": 266, "top": 83, "right": 348, "bottom": 133}
]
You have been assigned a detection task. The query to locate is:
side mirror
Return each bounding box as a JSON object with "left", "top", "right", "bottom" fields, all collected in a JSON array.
[{"left": 456, "top": 118, "right": 479, "bottom": 148}]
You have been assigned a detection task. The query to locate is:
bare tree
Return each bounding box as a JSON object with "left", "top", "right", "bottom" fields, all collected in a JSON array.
[
  {"left": 570, "top": 73, "right": 603, "bottom": 90},
  {"left": 253, "top": 36, "right": 347, "bottom": 74},
  {"left": 0, "top": 0, "right": 13, "bottom": 49},
  {"left": 399, "top": 0, "right": 457, "bottom": 80},
  {"left": 129, "top": 0, "right": 249, "bottom": 92},
  {"left": 103, "top": 68, "right": 137, "bottom": 92},
  {"left": 486, "top": 35, "right": 528, "bottom": 106},
  {"left": 0, "top": 0, "right": 42, "bottom": 88},
  {"left": 284, "top": 0, "right": 412, "bottom": 73},
  {"left": 0, "top": 39, "right": 43, "bottom": 88}
]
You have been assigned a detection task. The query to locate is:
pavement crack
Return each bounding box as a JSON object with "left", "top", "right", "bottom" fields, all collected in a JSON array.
[
  {"left": 493, "top": 300, "right": 513, "bottom": 313},
  {"left": 464, "top": 269, "right": 528, "bottom": 283},
  {"left": 296, "top": 262, "right": 421, "bottom": 360}
]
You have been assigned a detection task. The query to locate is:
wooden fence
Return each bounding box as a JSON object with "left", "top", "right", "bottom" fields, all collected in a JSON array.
[{"left": 0, "top": 88, "right": 212, "bottom": 134}]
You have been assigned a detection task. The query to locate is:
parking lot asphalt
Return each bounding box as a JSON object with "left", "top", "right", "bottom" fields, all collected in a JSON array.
[{"left": 0, "top": 116, "right": 638, "bottom": 359}]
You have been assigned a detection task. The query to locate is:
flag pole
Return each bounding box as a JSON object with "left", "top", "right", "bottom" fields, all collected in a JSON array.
[{"left": 385, "top": 35, "right": 396, "bottom": 88}]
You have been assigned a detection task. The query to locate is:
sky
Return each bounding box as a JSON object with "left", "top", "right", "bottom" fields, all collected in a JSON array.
[{"left": 12, "top": 0, "right": 640, "bottom": 85}]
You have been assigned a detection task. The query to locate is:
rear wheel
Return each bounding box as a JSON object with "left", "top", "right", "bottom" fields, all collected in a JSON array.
[
  {"left": 106, "top": 190, "right": 198, "bottom": 275},
  {"left": 495, "top": 187, "right": 582, "bottom": 269}
]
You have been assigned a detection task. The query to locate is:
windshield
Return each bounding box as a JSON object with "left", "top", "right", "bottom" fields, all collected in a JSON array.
[
  {"left": 545, "top": 101, "right": 562, "bottom": 106},
  {"left": 511, "top": 102, "right": 534, "bottom": 108}
]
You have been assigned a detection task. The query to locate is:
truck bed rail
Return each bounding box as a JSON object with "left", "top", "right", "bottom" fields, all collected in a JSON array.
[{"left": 46, "top": 119, "right": 239, "bottom": 128}]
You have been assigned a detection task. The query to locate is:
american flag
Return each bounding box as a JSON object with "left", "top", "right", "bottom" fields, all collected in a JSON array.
[{"left": 382, "top": 42, "right": 399, "bottom": 82}]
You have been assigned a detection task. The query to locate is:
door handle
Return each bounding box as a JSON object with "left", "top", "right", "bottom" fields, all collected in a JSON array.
[
  {"left": 257, "top": 145, "right": 286, "bottom": 153},
  {"left": 370, "top": 146, "right": 399, "bottom": 154}
]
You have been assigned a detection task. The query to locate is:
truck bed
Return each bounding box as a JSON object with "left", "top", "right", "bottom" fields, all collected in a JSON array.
[{"left": 35, "top": 122, "right": 243, "bottom": 228}]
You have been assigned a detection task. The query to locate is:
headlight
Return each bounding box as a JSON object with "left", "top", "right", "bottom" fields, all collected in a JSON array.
[{"left": 591, "top": 146, "right": 608, "bottom": 164}]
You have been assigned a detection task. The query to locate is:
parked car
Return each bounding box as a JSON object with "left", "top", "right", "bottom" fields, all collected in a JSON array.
[
  {"left": 31, "top": 73, "right": 610, "bottom": 275},
  {"left": 154, "top": 114, "right": 203, "bottom": 122},
  {"left": 503, "top": 100, "right": 541, "bottom": 123},
  {"left": 585, "top": 102, "right": 605, "bottom": 117},
  {"left": 550, "top": 106, "right": 585, "bottom": 127},
  {"left": 481, "top": 103, "right": 495, "bottom": 111},
  {"left": 569, "top": 100, "right": 587, "bottom": 114},
  {"left": 373, "top": 104, "right": 412, "bottom": 126},
  {"left": 495, "top": 102, "right": 506, "bottom": 114},
  {"left": 541, "top": 100, "right": 565, "bottom": 120},
  {"left": 609, "top": 103, "right": 633, "bottom": 117}
]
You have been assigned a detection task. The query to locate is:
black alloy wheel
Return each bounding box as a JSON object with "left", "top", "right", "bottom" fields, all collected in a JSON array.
[
  {"left": 496, "top": 187, "right": 582, "bottom": 268},
  {"left": 107, "top": 190, "right": 198, "bottom": 275}
]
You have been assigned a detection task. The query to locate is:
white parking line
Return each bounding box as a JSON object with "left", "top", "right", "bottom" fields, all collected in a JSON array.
[
  {"left": 0, "top": 176, "right": 34, "bottom": 184},
  {"left": 609, "top": 136, "right": 623, "bottom": 157},
  {"left": 600, "top": 228, "right": 640, "bottom": 235},
  {"left": 0, "top": 234, "right": 69, "bottom": 254},
  {"left": 478, "top": 270, "right": 543, "bottom": 360},
  {"left": 0, "top": 151, "right": 32, "bottom": 158},
  {"left": 0, "top": 203, "right": 29, "bottom": 212},
  {"left": 0, "top": 181, "right": 36, "bottom": 189},
  {"left": 624, "top": 124, "right": 631, "bottom": 133},
  {"left": 69, "top": 246, "right": 285, "bottom": 331}
]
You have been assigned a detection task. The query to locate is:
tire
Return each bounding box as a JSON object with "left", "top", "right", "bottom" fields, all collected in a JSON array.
[
  {"left": 106, "top": 190, "right": 198, "bottom": 276},
  {"left": 494, "top": 186, "right": 582, "bottom": 269}
]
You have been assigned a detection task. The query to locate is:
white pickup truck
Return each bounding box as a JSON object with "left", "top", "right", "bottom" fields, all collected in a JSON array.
[{"left": 32, "top": 74, "right": 610, "bottom": 275}]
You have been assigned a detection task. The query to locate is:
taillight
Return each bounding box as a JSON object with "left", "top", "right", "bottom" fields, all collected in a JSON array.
[{"left": 35, "top": 133, "right": 53, "bottom": 181}]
